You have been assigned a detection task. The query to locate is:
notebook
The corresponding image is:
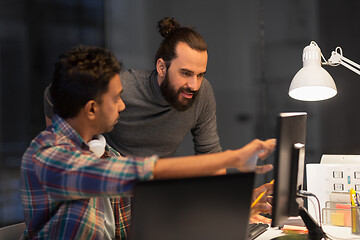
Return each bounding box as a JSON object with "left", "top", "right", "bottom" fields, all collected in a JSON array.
[{"left": 130, "top": 172, "right": 255, "bottom": 240}]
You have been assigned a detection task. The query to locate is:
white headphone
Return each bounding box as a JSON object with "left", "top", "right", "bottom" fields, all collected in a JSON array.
[{"left": 88, "top": 134, "right": 106, "bottom": 158}]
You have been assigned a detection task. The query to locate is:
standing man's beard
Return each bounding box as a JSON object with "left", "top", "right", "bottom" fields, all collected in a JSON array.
[{"left": 160, "top": 73, "right": 199, "bottom": 111}]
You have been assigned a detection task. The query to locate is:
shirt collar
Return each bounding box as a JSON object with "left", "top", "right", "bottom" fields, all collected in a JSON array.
[{"left": 52, "top": 114, "right": 87, "bottom": 148}]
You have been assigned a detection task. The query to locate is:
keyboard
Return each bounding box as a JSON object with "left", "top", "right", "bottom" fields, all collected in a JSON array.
[{"left": 248, "top": 223, "right": 269, "bottom": 239}]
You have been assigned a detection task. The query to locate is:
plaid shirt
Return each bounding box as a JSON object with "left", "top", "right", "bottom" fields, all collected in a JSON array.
[{"left": 20, "top": 115, "right": 157, "bottom": 239}]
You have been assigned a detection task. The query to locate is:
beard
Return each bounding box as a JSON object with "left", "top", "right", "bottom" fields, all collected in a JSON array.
[{"left": 160, "top": 72, "right": 199, "bottom": 111}]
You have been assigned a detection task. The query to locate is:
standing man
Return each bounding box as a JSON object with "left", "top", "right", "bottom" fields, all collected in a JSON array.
[
  {"left": 26, "top": 45, "right": 276, "bottom": 239},
  {"left": 45, "top": 17, "right": 222, "bottom": 158}
]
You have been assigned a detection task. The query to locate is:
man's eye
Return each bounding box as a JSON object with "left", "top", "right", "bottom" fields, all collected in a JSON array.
[{"left": 182, "top": 72, "right": 191, "bottom": 76}]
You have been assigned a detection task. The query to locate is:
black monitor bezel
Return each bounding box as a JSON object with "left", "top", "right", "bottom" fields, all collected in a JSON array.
[{"left": 271, "top": 112, "right": 307, "bottom": 228}]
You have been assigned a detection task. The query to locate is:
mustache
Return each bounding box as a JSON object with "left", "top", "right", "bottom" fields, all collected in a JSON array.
[{"left": 180, "top": 87, "right": 198, "bottom": 94}]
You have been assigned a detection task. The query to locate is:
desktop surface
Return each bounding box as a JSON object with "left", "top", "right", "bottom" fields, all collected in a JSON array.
[{"left": 257, "top": 222, "right": 360, "bottom": 239}]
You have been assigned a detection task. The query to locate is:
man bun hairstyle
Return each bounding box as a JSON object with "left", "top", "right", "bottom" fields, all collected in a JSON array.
[
  {"left": 155, "top": 17, "right": 208, "bottom": 68},
  {"left": 157, "top": 17, "right": 180, "bottom": 38},
  {"left": 51, "top": 45, "right": 122, "bottom": 119}
]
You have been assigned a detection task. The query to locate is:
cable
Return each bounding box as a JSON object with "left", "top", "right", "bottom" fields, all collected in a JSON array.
[
  {"left": 309, "top": 40, "right": 338, "bottom": 67},
  {"left": 298, "top": 190, "right": 323, "bottom": 226},
  {"left": 298, "top": 190, "right": 360, "bottom": 240},
  {"left": 307, "top": 196, "right": 320, "bottom": 223},
  {"left": 297, "top": 190, "right": 329, "bottom": 239}
]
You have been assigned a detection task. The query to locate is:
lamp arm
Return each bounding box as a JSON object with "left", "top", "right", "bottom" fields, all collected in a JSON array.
[
  {"left": 339, "top": 55, "right": 360, "bottom": 75},
  {"left": 328, "top": 51, "right": 360, "bottom": 76}
]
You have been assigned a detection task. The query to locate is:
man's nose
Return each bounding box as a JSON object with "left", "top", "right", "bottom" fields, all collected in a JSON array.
[
  {"left": 187, "top": 76, "right": 198, "bottom": 91},
  {"left": 118, "top": 100, "right": 126, "bottom": 112}
]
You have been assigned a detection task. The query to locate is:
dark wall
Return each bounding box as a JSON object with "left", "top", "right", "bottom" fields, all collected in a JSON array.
[
  {"left": 0, "top": 0, "right": 105, "bottom": 226},
  {"left": 319, "top": 0, "right": 360, "bottom": 155}
]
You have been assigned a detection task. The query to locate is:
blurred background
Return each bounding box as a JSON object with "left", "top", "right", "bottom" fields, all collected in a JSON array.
[{"left": 0, "top": 0, "right": 359, "bottom": 227}]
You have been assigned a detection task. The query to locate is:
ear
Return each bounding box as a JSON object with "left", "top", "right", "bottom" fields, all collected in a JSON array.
[
  {"left": 156, "top": 58, "right": 167, "bottom": 78},
  {"left": 84, "top": 100, "right": 97, "bottom": 120}
]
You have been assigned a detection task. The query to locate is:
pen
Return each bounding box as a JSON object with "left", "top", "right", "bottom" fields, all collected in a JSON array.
[
  {"left": 356, "top": 192, "right": 360, "bottom": 207},
  {"left": 251, "top": 179, "right": 274, "bottom": 209},
  {"left": 350, "top": 188, "right": 358, "bottom": 233}
]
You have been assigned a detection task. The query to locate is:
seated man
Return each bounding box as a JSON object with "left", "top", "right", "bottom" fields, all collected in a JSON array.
[{"left": 20, "top": 45, "right": 275, "bottom": 239}]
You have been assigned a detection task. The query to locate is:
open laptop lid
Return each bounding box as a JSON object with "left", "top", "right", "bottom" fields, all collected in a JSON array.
[{"left": 130, "top": 172, "right": 255, "bottom": 240}]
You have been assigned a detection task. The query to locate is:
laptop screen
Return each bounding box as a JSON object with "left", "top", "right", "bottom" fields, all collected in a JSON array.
[{"left": 130, "top": 172, "right": 255, "bottom": 240}]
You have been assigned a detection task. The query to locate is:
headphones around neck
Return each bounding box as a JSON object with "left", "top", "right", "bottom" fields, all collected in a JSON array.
[{"left": 88, "top": 134, "right": 106, "bottom": 158}]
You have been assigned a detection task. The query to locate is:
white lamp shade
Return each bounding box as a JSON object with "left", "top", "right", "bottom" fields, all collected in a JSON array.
[
  {"left": 289, "top": 65, "right": 337, "bottom": 101},
  {"left": 289, "top": 43, "right": 337, "bottom": 101}
]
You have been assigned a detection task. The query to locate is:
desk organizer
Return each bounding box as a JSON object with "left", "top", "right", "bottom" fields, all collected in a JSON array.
[{"left": 322, "top": 201, "right": 351, "bottom": 227}]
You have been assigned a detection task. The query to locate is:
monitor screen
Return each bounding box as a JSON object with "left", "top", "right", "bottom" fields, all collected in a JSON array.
[
  {"left": 271, "top": 112, "right": 307, "bottom": 228},
  {"left": 131, "top": 172, "right": 255, "bottom": 240}
]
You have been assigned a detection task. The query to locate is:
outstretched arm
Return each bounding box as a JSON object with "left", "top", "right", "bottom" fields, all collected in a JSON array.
[{"left": 154, "top": 139, "right": 276, "bottom": 179}]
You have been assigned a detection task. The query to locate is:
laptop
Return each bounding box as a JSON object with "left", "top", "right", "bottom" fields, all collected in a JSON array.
[{"left": 130, "top": 172, "right": 255, "bottom": 240}]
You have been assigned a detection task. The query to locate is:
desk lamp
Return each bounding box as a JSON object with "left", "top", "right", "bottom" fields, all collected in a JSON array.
[{"left": 289, "top": 41, "right": 360, "bottom": 101}]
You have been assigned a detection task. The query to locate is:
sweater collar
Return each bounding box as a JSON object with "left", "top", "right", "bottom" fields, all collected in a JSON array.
[{"left": 149, "top": 70, "right": 170, "bottom": 106}]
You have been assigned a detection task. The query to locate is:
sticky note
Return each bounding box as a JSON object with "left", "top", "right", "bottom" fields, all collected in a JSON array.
[
  {"left": 335, "top": 203, "right": 351, "bottom": 227},
  {"left": 330, "top": 212, "right": 345, "bottom": 226},
  {"left": 282, "top": 225, "right": 308, "bottom": 234}
]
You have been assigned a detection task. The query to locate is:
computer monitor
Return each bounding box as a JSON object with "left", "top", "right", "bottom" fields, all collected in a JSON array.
[
  {"left": 271, "top": 112, "right": 327, "bottom": 239},
  {"left": 131, "top": 172, "right": 255, "bottom": 240},
  {"left": 271, "top": 112, "right": 307, "bottom": 228}
]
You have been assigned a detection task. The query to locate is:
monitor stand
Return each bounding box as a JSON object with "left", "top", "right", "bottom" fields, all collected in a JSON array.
[{"left": 298, "top": 206, "right": 327, "bottom": 240}]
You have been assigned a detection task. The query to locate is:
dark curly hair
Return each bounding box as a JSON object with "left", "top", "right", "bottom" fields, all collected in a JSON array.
[
  {"left": 51, "top": 45, "right": 122, "bottom": 119},
  {"left": 154, "top": 17, "right": 208, "bottom": 68}
]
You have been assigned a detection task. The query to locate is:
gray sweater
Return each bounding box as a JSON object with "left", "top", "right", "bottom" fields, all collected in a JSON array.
[{"left": 44, "top": 69, "right": 222, "bottom": 158}]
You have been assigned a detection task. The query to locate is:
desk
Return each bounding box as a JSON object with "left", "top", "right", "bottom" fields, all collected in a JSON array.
[
  {"left": 322, "top": 225, "right": 359, "bottom": 239},
  {"left": 256, "top": 225, "right": 360, "bottom": 239},
  {"left": 256, "top": 227, "right": 284, "bottom": 239}
]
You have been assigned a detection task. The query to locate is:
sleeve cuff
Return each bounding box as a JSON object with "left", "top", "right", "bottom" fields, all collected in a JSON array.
[{"left": 137, "top": 155, "right": 158, "bottom": 181}]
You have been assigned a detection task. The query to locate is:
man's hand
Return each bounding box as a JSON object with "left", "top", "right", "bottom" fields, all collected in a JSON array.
[
  {"left": 234, "top": 139, "right": 276, "bottom": 173},
  {"left": 255, "top": 164, "right": 273, "bottom": 174},
  {"left": 250, "top": 213, "right": 271, "bottom": 224},
  {"left": 249, "top": 181, "right": 273, "bottom": 223}
]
